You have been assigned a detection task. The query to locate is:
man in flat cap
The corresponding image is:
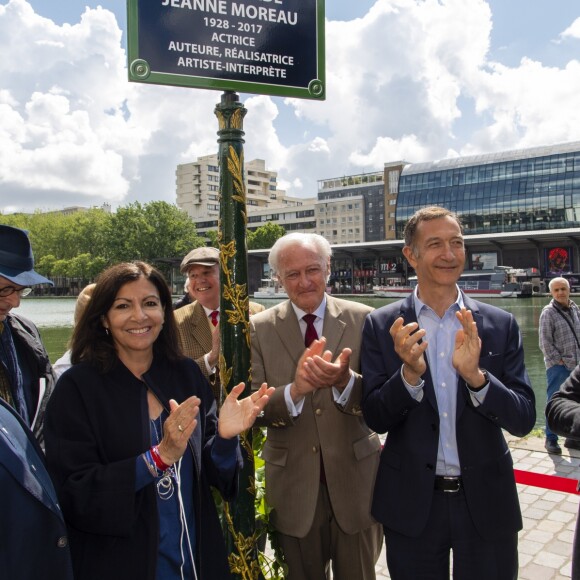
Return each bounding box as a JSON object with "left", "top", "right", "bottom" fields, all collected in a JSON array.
[
  {"left": 174, "top": 246, "right": 264, "bottom": 405},
  {"left": 0, "top": 224, "right": 56, "bottom": 445}
]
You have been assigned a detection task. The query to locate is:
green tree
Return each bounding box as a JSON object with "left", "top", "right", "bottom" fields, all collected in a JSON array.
[
  {"left": 247, "top": 222, "right": 285, "bottom": 250},
  {"left": 0, "top": 213, "right": 30, "bottom": 230},
  {"left": 86, "top": 256, "right": 108, "bottom": 281},
  {"left": 67, "top": 253, "right": 94, "bottom": 284},
  {"left": 52, "top": 259, "right": 70, "bottom": 278},
  {"left": 65, "top": 209, "right": 111, "bottom": 260},
  {"left": 1, "top": 209, "right": 111, "bottom": 264},
  {"left": 206, "top": 229, "right": 219, "bottom": 248},
  {"left": 36, "top": 254, "right": 58, "bottom": 278},
  {"left": 105, "top": 201, "right": 203, "bottom": 278},
  {"left": 2, "top": 202, "right": 203, "bottom": 284}
]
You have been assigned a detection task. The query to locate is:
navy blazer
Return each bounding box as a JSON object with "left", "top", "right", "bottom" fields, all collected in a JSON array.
[
  {"left": 0, "top": 398, "right": 73, "bottom": 580},
  {"left": 361, "top": 292, "right": 535, "bottom": 540}
]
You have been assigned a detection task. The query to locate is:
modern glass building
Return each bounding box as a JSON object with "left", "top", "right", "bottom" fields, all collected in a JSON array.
[{"left": 396, "top": 142, "right": 580, "bottom": 238}]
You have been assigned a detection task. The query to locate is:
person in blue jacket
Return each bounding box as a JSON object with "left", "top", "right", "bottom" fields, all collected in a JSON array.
[
  {"left": 0, "top": 396, "right": 73, "bottom": 579},
  {"left": 361, "top": 206, "right": 535, "bottom": 580}
]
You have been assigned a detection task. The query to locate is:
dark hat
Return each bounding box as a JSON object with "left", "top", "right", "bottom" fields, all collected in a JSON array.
[
  {"left": 0, "top": 225, "right": 53, "bottom": 286},
  {"left": 180, "top": 247, "right": 220, "bottom": 273}
]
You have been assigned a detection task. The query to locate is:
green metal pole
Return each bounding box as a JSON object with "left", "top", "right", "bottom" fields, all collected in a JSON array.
[{"left": 215, "top": 91, "right": 262, "bottom": 580}]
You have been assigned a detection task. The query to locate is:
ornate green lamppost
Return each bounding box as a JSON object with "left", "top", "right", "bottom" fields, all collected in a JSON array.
[{"left": 214, "top": 90, "right": 262, "bottom": 580}]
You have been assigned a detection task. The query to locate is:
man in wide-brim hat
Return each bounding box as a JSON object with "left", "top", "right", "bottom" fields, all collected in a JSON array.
[{"left": 0, "top": 224, "right": 55, "bottom": 446}]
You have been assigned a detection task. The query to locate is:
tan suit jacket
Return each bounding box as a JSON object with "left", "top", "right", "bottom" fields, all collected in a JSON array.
[{"left": 250, "top": 296, "right": 381, "bottom": 538}]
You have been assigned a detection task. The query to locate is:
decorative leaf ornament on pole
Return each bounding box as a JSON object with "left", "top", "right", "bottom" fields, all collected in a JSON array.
[{"left": 215, "top": 90, "right": 260, "bottom": 579}]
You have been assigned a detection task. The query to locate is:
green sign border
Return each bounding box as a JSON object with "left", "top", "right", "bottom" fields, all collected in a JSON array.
[{"left": 127, "top": 0, "right": 326, "bottom": 100}]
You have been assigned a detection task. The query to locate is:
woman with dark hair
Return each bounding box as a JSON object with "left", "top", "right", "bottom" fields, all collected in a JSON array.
[{"left": 44, "top": 261, "right": 273, "bottom": 580}]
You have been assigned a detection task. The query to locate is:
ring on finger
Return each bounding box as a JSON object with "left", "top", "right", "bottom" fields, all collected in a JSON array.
[{"left": 178, "top": 424, "right": 184, "bottom": 433}]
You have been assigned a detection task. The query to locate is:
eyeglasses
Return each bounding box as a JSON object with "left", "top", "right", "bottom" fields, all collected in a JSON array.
[{"left": 0, "top": 286, "right": 33, "bottom": 298}]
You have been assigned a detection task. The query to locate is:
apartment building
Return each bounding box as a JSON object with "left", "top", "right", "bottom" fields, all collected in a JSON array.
[{"left": 176, "top": 154, "right": 289, "bottom": 223}]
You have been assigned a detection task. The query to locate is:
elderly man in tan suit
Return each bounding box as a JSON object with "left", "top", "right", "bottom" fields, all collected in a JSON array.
[
  {"left": 175, "top": 246, "right": 264, "bottom": 404},
  {"left": 250, "top": 233, "right": 382, "bottom": 580}
]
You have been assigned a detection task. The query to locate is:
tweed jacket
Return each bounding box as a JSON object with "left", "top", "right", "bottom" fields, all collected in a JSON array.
[
  {"left": 249, "top": 295, "right": 381, "bottom": 538},
  {"left": 174, "top": 301, "right": 215, "bottom": 381},
  {"left": 174, "top": 300, "right": 265, "bottom": 401}
]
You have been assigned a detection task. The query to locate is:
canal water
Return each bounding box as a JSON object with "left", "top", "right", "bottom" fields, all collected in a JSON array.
[{"left": 15, "top": 295, "right": 551, "bottom": 430}]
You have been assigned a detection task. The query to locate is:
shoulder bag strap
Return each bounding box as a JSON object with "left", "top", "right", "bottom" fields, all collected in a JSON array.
[{"left": 552, "top": 303, "right": 580, "bottom": 351}]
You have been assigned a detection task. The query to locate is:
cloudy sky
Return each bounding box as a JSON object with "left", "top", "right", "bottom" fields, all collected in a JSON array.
[{"left": 1, "top": 0, "right": 580, "bottom": 214}]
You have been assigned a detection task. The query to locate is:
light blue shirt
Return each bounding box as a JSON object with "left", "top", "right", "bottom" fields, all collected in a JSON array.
[{"left": 402, "top": 287, "right": 489, "bottom": 476}]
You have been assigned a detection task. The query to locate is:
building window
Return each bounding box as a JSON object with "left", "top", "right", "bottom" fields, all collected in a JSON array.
[{"left": 388, "top": 171, "right": 399, "bottom": 194}]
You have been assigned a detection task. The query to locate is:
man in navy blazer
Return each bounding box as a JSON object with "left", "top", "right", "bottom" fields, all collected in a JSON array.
[
  {"left": 361, "top": 206, "right": 535, "bottom": 580},
  {"left": 0, "top": 397, "right": 73, "bottom": 579}
]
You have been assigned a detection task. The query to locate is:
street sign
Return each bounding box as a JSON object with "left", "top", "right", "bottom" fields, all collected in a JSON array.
[{"left": 127, "top": 0, "right": 325, "bottom": 100}]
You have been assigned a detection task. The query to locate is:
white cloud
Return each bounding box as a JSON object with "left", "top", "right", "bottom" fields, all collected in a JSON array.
[
  {"left": 1, "top": 0, "right": 580, "bottom": 213},
  {"left": 284, "top": 0, "right": 495, "bottom": 175},
  {"left": 464, "top": 58, "right": 580, "bottom": 152},
  {"left": 560, "top": 16, "right": 580, "bottom": 40}
]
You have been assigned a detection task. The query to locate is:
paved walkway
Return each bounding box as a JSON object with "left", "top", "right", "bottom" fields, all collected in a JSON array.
[{"left": 373, "top": 434, "right": 580, "bottom": 579}]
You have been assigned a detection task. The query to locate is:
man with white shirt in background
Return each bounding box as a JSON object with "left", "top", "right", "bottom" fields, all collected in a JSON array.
[{"left": 174, "top": 246, "right": 264, "bottom": 405}]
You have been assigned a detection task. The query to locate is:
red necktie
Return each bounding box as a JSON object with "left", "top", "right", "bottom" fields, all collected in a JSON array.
[
  {"left": 303, "top": 314, "right": 318, "bottom": 347},
  {"left": 303, "top": 313, "right": 325, "bottom": 483},
  {"left": 210, "top": 310, "right": 219, "bottom": 327}
]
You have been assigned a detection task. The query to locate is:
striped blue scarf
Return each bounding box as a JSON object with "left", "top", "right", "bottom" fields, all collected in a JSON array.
[{"left": 0, "top": 321, "right": 29, "bottom": 425}]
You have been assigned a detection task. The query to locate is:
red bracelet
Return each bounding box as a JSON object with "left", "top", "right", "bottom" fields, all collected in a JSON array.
[{"left": 150, "top": 445, "right": 171, "bottom": 471}]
